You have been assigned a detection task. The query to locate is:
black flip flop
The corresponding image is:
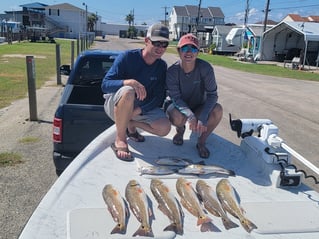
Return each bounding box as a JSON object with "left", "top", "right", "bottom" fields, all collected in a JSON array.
[
  {"left": 111, "top": 143, "right": 134, "bottom": 161},
  {"left": 126, "top": 129, "right": 145, "bottom": 142}
]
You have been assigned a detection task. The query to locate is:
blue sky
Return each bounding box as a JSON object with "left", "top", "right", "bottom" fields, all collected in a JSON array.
[{"left": 1, "top": 0, "right": 319, "bottom": 25}]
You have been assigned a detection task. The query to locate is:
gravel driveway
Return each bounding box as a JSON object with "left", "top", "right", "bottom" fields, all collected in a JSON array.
[{"left": 0, "top": 79, "right": 62, "bottom": 239}]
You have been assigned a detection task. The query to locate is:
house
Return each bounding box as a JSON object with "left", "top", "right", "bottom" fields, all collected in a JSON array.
[
  {"left": 282, "top": 14, "right": 319, "bottom": 23},
  {"left": 168, "top": 5, "right": 225, "bottom": 47},
  {"left": 44, "top": 3, "right": 95, "bottom": 39},
  {"left": 211, "top": 25, "right": 242, "bottom": 54},
  {"left": 261, "top": 21, "right": 319, "bottom": 67}
]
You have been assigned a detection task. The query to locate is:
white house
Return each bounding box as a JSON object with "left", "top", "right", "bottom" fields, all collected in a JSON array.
[
  {"left": 44, "top": 3, "right": 100, "bottom": 39},
  {"left": 168, "top": 5, "right": 225, "bottom": 46}
]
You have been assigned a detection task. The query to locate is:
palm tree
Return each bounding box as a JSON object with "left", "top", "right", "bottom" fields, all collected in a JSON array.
[
  {"left": 125, "top": 13, "right": 134, "bottom": 27},
  {"left": 88, "top": 13, "right": 98, "bottom": 32}
]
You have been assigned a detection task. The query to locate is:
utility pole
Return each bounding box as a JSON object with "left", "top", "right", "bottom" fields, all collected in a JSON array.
[
  {"left": 196, "top": 0, "right": 202, "bottom": 36},
  {"left": 162, "top": 6, "right": 169, "bottom": 26},
  {"left": 263, "top": 0, "right": 270, "bottom": 32},
  {"left": 244, "top": 0, "right": 249, "bottom": 27}
]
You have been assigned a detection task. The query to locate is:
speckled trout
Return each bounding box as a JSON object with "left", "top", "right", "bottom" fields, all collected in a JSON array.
[
  {"left": 176, "top": 177, "right": 213, "bottom": 232},
  {"left": 150, "top": 179, "right": 184, "bottom": 235},
  {"left": 125, "top": 179, "right": 154, "bottom": 237},
  {"left": 216, "top": 179, "right": 257, "bottom": 233},
  {"left": 102, "top": 184, "right": 127, "bottom": 234},
  {"left": 196, "top": 179, "right": 239, "bottom": 230}
]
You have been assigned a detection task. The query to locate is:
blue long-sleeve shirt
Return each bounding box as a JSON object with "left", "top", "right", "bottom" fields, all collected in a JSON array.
[{"left": 101, "top": 49, "right": 167, "bottom": 114}]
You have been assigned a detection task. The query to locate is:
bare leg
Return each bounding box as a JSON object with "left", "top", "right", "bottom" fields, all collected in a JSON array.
[
  {"left": 114, "top": 89, "right": 135, "bottom": 159},
  {"left": 166, "top": 105, "right": 187, "bottom": 145},
  {"left": 197, "top": 103, "right": 223, "bottom": 158},
  {"left": 129, "top": 117, "right": 171, "bottom": 137}
]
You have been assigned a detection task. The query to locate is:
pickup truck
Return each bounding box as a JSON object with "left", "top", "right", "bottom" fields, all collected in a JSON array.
[{"left": 53, "top": 49, "right": 121, "bottom": 176}]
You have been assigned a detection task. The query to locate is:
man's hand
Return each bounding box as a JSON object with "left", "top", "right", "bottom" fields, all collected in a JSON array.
[{"left": 124, "top": 79, "right": 146, "bottom": 100}]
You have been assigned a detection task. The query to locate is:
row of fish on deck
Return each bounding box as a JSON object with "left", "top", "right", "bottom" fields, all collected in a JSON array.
[
  {"left": 138, "top": 156, "right": 235, "bottom": 176},
  {"left": 102, "top": 177, "right": 257, "bottom": 237}
]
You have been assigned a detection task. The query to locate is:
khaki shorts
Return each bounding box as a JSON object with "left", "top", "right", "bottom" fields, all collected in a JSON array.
[{"left": 104, "top": 86, "right": 167, "bottom": 124}]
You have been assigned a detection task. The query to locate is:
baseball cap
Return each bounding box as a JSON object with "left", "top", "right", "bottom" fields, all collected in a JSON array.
[
  {"left": 178, "top": 34, "right": 199, "bottom": 49},
  {"left": 147, "top": 23, "right": 169, "bottom": 42}
]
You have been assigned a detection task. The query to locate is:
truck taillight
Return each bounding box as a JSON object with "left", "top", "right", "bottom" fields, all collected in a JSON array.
[{"left": 53, "top": 117, "right": 62, "bottom": 143}]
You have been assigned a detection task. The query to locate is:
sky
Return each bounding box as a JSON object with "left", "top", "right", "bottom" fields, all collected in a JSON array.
[{"left": 1, "top": 0, "right": 319, "bottom": 25}]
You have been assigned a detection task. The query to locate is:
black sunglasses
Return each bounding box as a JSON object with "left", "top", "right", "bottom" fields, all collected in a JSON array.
[{"left": 150, "top": 40, "right": 169, "bottom": 48}]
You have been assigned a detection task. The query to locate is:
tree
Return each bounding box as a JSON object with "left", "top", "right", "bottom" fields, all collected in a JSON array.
[
  {"left": 125, "top": 12, "right": 135, "bottom": 38},
  {"left": 88, "top": 13, "right": 98, "bottom": 32},
  {"left": 125, "top": 13, "right": 134, "bottom": 27}
]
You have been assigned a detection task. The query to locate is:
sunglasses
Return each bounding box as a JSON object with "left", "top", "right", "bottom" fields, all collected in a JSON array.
[
  {"left": 151, "top": 40, "right": 169, "bottom": 48},
  {"left": 180, "top": 45, "right": 199, "bottom": 53}
]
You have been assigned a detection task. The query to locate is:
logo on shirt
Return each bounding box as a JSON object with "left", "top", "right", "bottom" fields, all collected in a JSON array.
[{"left": 150, "top": 77, "right": 157, "bottom": 81}]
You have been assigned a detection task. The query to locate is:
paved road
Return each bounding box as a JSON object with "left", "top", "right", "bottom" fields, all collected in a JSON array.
[{"left": 1, "top": 35, "right": 318, "bottom": 239}]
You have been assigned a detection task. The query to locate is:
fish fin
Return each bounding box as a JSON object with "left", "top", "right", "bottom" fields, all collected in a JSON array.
[
  {"left": 222, "top": 217, "right": 239, "bottom": 230},
  {"left": 111, "top": 223, "right": 126, "bottom": 234},
  {"left": 240, "top": 217, "right": 258, "bottom": 233},
  {"left": 200, "top": 222, "right": 215, "bottom": 232},
  {"left": 164, "top": 223, "right": 184, "bottom": 235},
  {"left": 132, "top": 225, "right": 154, "bottom": 237}
]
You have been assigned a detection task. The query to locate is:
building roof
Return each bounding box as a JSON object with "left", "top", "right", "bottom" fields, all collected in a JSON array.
[
  {"left": 283, "top": 14, "right": 319, "bottom": 23},
  {"left": 45, "top": 3, "right": 83, "bottom": 11},
  {"left": 172, "top": 5, "right": 224, "bottom": 18},
  {"left": 264, "top": 21, "right": 319, "bottom": 42},
  {"left": 19, "top": 2, "right": 48, "bottom": 10},
  {"left": 208, "top": 7, "right": 224, "bottom": 18},
  {"left": 212, "top": 25, "right": 234, "bottom": 35}
]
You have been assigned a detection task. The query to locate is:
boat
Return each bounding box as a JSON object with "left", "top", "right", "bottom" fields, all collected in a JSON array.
[{"left": 18, "top": 116, "right": 319, "bottom": 239}]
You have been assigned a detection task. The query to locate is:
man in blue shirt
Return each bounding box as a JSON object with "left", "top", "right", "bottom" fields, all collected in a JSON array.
[{"left": 101, "top": 23, "right": 171, "bottom": 161}]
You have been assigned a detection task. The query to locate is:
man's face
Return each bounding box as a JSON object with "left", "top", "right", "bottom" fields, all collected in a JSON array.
[{"left": 146, "top": 38, "right": 168, "bottom": 58}]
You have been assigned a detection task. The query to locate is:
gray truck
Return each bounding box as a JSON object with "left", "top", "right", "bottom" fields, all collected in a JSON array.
[{"left": 53, "top": 50, "right": 120, "bottom": 175}]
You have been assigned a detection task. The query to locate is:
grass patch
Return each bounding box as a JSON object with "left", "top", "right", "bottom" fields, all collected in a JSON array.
[
  {"left": 0, "top": 39, "right": 74, "bottom": 108},
  {"left": 0, "top": 152, "right": 24, "bottom": 167},
  {"left": 19, "top": 136, "right": 40, "bottom": 144},
  {"left": 199, "top": 54, "right": 319, "bottom": 82},
  {"left": 166, "top": 43, "right": 319, "bottom": 82}
]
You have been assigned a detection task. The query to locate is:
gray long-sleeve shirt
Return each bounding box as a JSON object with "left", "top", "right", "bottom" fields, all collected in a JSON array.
[{"left": 166, "top": 58, "right": 218, "bottom": 125}]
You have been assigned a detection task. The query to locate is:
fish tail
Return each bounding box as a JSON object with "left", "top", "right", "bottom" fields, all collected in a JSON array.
[
  {"left": 132, "top": 225, "right": 154, "bottom": 237},
  {"left": 164, "top": 223, "right": 184, "bottom": 235},
  {"left": 241, "top": 217, "right": 258, "bottom": 233},
  {"left": 222, "top": 217, "right": 239, "bottom": 230},
  {"left": 200, "top": 222, "right": 215, "bottom": 232},
  {"left": 111, "top": 223, "right": 126, "bottom": 234},
  {"left": 197, "top": 215, "right": 212, "bottom": 226}
]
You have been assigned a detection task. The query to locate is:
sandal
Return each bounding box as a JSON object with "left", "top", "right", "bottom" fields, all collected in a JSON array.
[
  {"left": 111, "top": 143, "right": 134, "bottom": 161},
  {"left": 126, "top": 129, "right": 145, "bottom": 142},
  {"left": 173, "top": 126, "right": 185, "bottom": 145},
  {"left": 196, "top": 143, "right": 210, "bottom": 159}
]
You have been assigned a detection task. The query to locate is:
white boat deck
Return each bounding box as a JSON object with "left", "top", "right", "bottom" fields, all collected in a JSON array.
[{"left": 19, "top": 125, "right": 319, "bottom": 239}]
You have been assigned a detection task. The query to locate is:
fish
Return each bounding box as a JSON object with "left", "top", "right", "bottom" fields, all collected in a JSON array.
[
  {"left": 150, "top": 179, "right": 184, "bottom": 235},
  {"left": 125, "top": 179, "right": 154, "bottom": 237},
  {"left": 156, "top": 156, "right": 204, "bottom": 167},
  {"left": 138, "top": 165, "right": 177, "bottom": 176},
  {"left": 102, "top": 184, "right": 127, "bottom": 234},
  {"left": 176, "top": 177, "right": 213, "bottom": 232},
  {"left": 196, "top": 179, "right": 239, "bottom": 230},
  {"left": 177, "top": 164, "right": 235, "bottom": 176},
  {"left": 216, "top": 179, "right": 257, "bottom": 233}
]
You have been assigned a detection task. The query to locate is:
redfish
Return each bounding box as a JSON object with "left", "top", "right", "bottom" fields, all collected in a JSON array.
[
  {"left": 150, "top": 178, "right": 184, "bottom": 235},
  {"left": 125, "top": 179, "right": 154, "bottom": 237},
  {"left": 176, "top": 177, "right": 212, "bottom": 232},
  {"left": 196, "top": 179, "right": 239, "bottom": 230},
  {"left": 216, "top": 179, "right": 257, "bottom": 233},
  {"left": 102, "top": 184, "right": 127, "bottom": 234}
]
